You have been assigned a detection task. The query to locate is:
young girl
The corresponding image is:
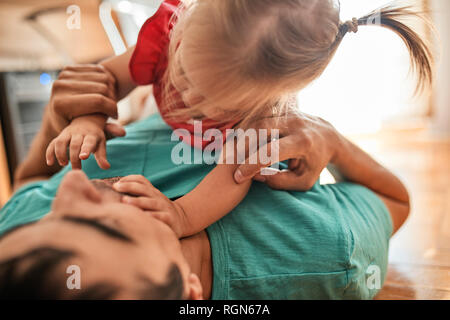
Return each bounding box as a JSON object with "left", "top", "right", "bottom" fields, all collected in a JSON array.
[{"left": 46, "top": 0, "right": 433, "bottom": 238}]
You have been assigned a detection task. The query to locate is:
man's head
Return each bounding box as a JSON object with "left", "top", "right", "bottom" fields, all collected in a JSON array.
[{"left": 0, "top": 171, "right": 203, "bottom": 299}]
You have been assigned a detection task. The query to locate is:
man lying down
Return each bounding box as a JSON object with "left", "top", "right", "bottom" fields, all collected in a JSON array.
[{"left": 0, "top": 110, "right": 405, "bottom": 300}]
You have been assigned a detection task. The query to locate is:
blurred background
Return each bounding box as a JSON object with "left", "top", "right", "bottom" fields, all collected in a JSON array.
[{"left": 0, "top": 0, "right": 448, "bottom": 299}]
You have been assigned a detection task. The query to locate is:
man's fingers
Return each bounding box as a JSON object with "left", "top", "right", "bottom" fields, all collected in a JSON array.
[
  {"left": 94, "top": 140, "right": 110, "bottom": 170},
  {"left": 234, "top": 137, "right": 301, "bottom": 184},
  {"left": 57, "top": 65, "right": 117, "bottom": 101},
  {"left": 59, "top": 71, "right": 111, "bottom": 83},
  {"left": 61, "top": 65, "right": 116, "bottom": 93},
  {"left": 59, "top": 70, "right": 115, "bottom": 86},
  {"left": 53, "top": 80, "right": 114, "bottom": 100},
  {"left": 122, "top": 196, "right": 162, "bottom": 211},
  {"left": 262, "top": 170, "right": 318, "bottom": 191},
  {"left": 258, "top": 170, "right": 299, "bottom": 190},
  {"left": 79, "top": 135, "right": 98, "bottom": 160},
  {"left": 53, "top": 94, "right": 118, "bottom": 120},
  {"left": 69, "top": 134, "right": 84, "bottom": 170},
  {"left": 62, "top": 64, "right": 110, "bottom": 74}
]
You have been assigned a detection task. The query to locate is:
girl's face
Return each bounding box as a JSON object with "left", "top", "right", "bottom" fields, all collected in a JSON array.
[
  {"left": 176, "top": 53, "right": 230, "bottom": 120},
  {"left": 176, "top": 57, "right": 205, "bottom": 109}
]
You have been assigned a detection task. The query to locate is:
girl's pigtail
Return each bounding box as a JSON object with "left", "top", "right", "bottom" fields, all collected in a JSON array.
[{"left": 336, "top": 4, "right": 434, "bottom": 94}]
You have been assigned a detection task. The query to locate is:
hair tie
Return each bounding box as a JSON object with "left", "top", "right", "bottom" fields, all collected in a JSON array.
[{"left": 344, "top": 17, "right": 359, "bottom": 34}]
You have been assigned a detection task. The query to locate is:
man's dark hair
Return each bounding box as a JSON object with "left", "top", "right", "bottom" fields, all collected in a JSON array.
[{"left": 0, "top": 246, "right": 184, "bottom": 300}]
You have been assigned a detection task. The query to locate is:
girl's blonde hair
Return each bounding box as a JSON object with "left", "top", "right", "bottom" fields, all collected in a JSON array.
[{"left": 163, "top": 0, "right": 433, "bottom": 128}]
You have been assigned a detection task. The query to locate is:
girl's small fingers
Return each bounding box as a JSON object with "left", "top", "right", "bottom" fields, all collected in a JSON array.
[
  {"left": 94, "top": 140, "right": 110, "bottom": 170},
  {"left": 105, "top": 123, "right": 126, "bottom": 139},
  {"left": 79, "top": 135, "right": 98, "bottom": 160},
  {"left": 148, "top": 212, "right": 179, "bottom": 237},
  {"left": 288, "top": 159, "right": 301, "bottom": 171},
  {"left": 122, "top": 196, "right": 162, "bottom": 211},
  {"left": 148, "top": 211, "right": 172, "bottom": 227},
  {"left": 253, "top": 173, "right": 267, "bottom": 183},
  {"left": 113, "top": 181, "right": 153, "bottom": 197},
  {"left": 69, "top": 135, "right": 84, "bottom": 170},
  {"left": 294, "top": 159, "right": 307, "bottom": 176},
  {"left": 46, "top": 141, "right": 56, "bottom": 166},
  {"left": 54, "top": 134, "right": 71, "bottom": 166}
]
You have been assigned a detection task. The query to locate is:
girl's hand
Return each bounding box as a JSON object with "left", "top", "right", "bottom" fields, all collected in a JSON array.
[
  {"left": 234, "top": 112, "right": 339, "bottom": 191},
  {"left": 113, "top": 175, "right": 187, "bottom": 238},
  {"left": 47, "top": 64, "right": 125, "bottom": 138},
  {"left": 46, "top": 115, "right": 110, "bottom": 170}
]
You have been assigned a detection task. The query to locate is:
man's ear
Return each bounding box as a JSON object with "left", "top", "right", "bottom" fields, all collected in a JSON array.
[{"left": 187, "top": 273, "right": 203, "bottom": 300}]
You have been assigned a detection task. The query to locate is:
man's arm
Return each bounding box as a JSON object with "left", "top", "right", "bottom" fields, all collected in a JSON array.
[
  {"left": 331, "top": 133, "right": 410, "bottom": 234},
  {"left": 13, "top": 107, "right": 62, "bottom": 190},
  {"left": 234, "top": 114, "right": 410, "bottom": 235}
]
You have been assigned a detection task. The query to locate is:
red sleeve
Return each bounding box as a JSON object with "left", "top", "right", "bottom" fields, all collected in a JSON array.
[{"left": 129, "top": 0, "right": 180, "bottom": 85}]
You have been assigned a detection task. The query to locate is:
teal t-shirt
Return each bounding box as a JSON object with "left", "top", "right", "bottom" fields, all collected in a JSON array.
[{"left": 0, "top": 114, "right": 392, "bottom": 300}]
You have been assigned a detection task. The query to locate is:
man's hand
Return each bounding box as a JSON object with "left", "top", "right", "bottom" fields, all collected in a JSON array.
[
  {"left": 47, "top": 64, "right": 125, "bottom": 137},
  {"left": 113, "top": 175, "right": 188, "bottom": 238},
  {"left": 234, "top": 112, "right": 340, "bottom": 191}
]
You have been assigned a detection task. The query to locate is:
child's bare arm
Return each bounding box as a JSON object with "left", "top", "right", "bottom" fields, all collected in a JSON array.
[
  {"left": 100, "top": 46, "right": 137, "bottom": 101},
  {"left": 112, "top": 165, "right": 252, "bottom": 239},
  {"left": 112, "top": 135, "right": 260, "bottom": 238},
  {"left": 175, "top": 164, "right": 252, "bottom": 237}
]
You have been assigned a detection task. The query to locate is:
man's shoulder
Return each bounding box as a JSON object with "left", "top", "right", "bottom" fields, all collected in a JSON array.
[
  {"left": 0, "top": 181, "right": 52, "bottom": 236},
  {"left": 207, "top": 181, "right": 392, "bottom": 299},
  {"left": 207, "top": 182, "right": 353, "bottom": 299}
]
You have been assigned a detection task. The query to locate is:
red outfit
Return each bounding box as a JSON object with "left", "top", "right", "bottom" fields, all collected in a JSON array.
[{"left": 129, "top": 0, "right": 238, "bottom": 149}]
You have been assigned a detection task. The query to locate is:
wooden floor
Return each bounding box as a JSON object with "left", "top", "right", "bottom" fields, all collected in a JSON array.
[{"left": 350, "top": 130, "right": 450, "bottom": 300}]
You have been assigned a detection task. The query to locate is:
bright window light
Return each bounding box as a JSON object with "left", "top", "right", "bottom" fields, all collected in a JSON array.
[{"left": 117, "top": 1, "right": 133, "bottom": 14}]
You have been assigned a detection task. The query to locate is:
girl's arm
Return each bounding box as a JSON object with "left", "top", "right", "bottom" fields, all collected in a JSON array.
[
  {"left": 173, "top": 135, "right": 255, "bottom": 237},
  {"left": 330, "top": 132, "right": 410, "bottom": 234},
  {"left": 175, "top": 163, "right": 252, "bottom": 237},
  {"left": 100, "top": 46, "right": 137, "bottom": 101},
  {"left": 112, "top": 163, "right": 252, "bottom": 239}
]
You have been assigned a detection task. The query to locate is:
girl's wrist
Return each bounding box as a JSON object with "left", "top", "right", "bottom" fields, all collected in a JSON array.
[
  {"left": 71, "top": 114, "right": 108, "bottom": 128},
  {"left": 173, "top": 200, "right": 191, "bottom": 239}
]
